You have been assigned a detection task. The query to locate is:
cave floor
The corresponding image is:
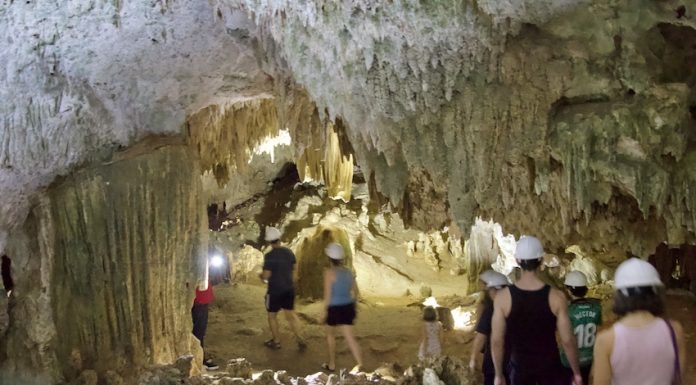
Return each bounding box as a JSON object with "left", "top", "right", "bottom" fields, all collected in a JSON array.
[
  {"left": 206, "top": 282, "right": 696, "bottom": 380},
  {"left": 205, "top": 282, "right": 475, "bottom": 377}
]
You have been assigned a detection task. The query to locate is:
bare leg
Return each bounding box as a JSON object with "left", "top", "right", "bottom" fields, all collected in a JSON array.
[
  {"left": 325, "top": 325, "right": 336, "bottom": 370},
  {"left": 267, "top": 312, "right": 280, "bottom": 342},
  {"left": 340, "top": 325, "right": 363, "bottom": 368},
  {"left": 284, "top": 310, "right": 305, "bottom": 341}
]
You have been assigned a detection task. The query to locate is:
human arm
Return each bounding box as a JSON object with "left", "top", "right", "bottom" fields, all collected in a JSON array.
[
  {"left": 352, "top": 274, "right": 361, "bottom": 301},
  {"left": 437, "top": 322, "right": 443, "bottom": 349},
  {"left": 323, "top": 269, "right": 333, "bottom": 307},
  {"left": 469, "top": 333, "right": 487, "bottom": 370},
  {"left": 552, "top": 289, "right": 582, "bottom": 384},
  {"left": 592, "top": 328, "right": 613, "bottom": 385},
  {"left": 491, "top": 289, "right": 509, "bottom": 384},
  {"left": 259, "top": 254, "right": 272, "bottom": 281},
  {"left": 671, "top": 320, "right": 686, "bottom": 380}
]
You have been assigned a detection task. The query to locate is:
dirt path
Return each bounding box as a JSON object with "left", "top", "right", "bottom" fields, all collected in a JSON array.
[{"left": 205, "top": 283, "right": 474, "bottom": 376}]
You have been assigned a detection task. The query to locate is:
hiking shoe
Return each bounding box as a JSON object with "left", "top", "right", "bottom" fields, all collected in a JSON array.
[
  {"left": 264, "top": 338, "right": 281, "bottom": 350},
  {"left": 203, "top": 359, "right": 219, "bottom": 370}
]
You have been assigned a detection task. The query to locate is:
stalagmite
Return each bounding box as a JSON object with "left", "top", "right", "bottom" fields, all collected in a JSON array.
[{"left": 294, "top": 226, "right": 352, "bottom": 299}]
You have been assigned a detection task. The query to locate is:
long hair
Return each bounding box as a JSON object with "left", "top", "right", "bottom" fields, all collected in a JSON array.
[
  {"left": 612, "top": 286, "right": 665, "bottom": 317},
  {"left": 423, "top": 306, "right": 438, "bottom": 322}
]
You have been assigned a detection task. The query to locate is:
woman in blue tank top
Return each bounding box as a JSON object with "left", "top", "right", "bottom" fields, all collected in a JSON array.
[{"left": 321, "top": 243, "right": 364, "bottom": 373}]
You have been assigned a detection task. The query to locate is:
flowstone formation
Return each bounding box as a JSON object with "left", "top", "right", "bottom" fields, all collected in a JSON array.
[
  {"left": 1, "top": 141, "right": 207, "bottom": 384},
  {"left": 225, "top": 0, "right": 696, "bottom": 259}
]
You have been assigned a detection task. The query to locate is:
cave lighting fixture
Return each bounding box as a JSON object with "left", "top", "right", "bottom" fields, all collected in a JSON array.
[{"left": 210, "top": 254, "right": 224, "bottom": 268}]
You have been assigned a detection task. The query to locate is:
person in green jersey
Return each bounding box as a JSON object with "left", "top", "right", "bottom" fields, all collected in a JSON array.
[{"left": 561, "top": 271, "right": 602, "bottom": 385}]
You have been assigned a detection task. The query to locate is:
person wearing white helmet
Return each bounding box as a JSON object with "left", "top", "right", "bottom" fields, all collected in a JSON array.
[
  {"left": 491, "top": 236, "right": 583, "bottom": 385},
  {"left": 259, "top": 226, "right": 306, "bottom": 350},
  {"left": 592, "top": 258, "right": 686, "bottom": 385},
  {"left": 470, "top": 270, "right": 511, "bottom": 385},
  {"left": 321, "top": 242, "right": 363, "bottom": 373},
  {"left": 559, "top": 271, "right": 601, "bottom": 385}
]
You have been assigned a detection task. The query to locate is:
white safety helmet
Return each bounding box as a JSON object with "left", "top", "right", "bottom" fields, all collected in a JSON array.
[
  {"left": 515, "top": 236, "right": 544, "bottom": 260},
  {"left": 264, "top": 226, "right": 281, "bottom": 242},
  {"left": 614, "top": 258, "right": 663, "bottom": 290},
  {"left": 325, "top": 243, "right": 345, "bottom": 260},
  {"left": 481, "top": 271, "right": 509, "bottom": 289},
  {"left": 564, "top": 271, "right": 588, "bottom": 288}
]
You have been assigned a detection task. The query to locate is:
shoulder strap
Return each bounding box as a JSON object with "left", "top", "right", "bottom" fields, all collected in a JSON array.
[{"left": 664, "top": 318, "right": 682, "bottom": 385}]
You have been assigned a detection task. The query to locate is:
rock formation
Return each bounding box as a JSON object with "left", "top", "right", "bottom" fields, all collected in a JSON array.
[
  {"left": 1, "top": 140, "right": 206, "bottom": 384},
  {"left": 226, "top": 0, "right": 696, "bottom": 258}
]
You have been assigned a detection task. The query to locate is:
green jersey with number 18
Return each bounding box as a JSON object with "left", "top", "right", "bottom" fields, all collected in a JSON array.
[{"left": 560, "top": 297, "right": 602, "bottom": 368}]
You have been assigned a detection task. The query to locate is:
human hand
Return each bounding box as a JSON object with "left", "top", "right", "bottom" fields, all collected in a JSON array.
[
  {"left": 493, "top": 375, "right": 506, "bottom": 385},
  {"left": 468, "top": 358, "right": 476, "bottom": 371},
  {"left": 571, "top": 374, "right": 583, "bottom": 385}
]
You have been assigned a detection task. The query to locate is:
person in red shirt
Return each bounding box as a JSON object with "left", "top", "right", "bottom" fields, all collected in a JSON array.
[{"left": 192, "top": 278, "right": 218, "bottom": 370}]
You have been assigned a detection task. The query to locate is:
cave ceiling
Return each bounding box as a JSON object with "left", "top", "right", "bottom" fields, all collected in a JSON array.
[{"left": 2, "top": 0, "right": 696, "bottom": 257}]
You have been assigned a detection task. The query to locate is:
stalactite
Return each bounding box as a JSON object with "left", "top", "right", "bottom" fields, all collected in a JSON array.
[
  {"left": 297, "top": 122, "right": 354, "bottom": 201},
  {"left": 189, "top": 91, "right": 354, "bottom": 202},
  {"left": 186, "top": 98, "right": 280, "bottom": 186},
  {"left": 234, "top": 0, "right": 696, "bottom": 258}
]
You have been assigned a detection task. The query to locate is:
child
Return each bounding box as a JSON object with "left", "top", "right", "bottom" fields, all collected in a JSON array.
[
  {"left": 561, "top": 270, "right": 602, "bottom": 385},
  {"left": 418, "top": 306, "right": 442, "bottom": 361}
]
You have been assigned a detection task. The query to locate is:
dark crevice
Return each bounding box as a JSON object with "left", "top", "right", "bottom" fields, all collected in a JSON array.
[
  {"left": 648, "top": 242, "right": 696, "bottom": 292},
  {"left": 253, "top": 162, "right": 300, "bottom": 234},
  {"left": 526, "top": 157, "right": 536, "bottom": 193}
]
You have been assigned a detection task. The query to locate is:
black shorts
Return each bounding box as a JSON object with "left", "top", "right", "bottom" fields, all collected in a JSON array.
[
  {"left": 326, "top": 303, "right": 356, "bottom": 326},
  {"left": 265, "top": 290, "right": 295, "bottom": 312}
]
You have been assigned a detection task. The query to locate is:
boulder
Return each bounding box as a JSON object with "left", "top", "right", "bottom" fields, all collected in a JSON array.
[{"left": 226, "top": 358, "right": 253, "bottom": 379}]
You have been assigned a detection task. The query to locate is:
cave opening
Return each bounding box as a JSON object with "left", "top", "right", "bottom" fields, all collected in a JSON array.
[{"left": 649, "top": 242, "right": 696, "bottom": 293}]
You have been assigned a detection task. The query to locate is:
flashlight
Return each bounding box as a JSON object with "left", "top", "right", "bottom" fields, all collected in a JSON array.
[{"left": 211, "top": 254, "right": 224, "bottom": 268}]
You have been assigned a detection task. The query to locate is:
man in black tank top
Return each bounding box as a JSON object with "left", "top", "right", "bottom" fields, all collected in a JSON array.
[{"left": 491, "top": 236, "right": 583, "bottom": 385}]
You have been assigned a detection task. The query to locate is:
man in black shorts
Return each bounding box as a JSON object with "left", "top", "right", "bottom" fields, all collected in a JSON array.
[
  {"left": 491, "top": 236, "right": 582, "bottom": 385},
  {"left": 259, "top": 226, "right": 306, "bottom": 350}
]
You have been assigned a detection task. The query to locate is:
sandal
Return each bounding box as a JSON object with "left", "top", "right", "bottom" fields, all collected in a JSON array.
[
  {"left": 297, "top": 338, "right": 308, "bottom": 351},
  {"left": 321, "top": 363, "right": 335, "bottom": 372},
  {"left": 263, "top": 339, "right": 281, "bottom": 350}
]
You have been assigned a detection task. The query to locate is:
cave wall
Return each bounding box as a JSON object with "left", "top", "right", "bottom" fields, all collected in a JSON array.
[
  {"left": 0, "top": 140, "right": 206, "bottom": 384},
  {"left": 225, "top": 0, "right": 696, "bottom": 260}
]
